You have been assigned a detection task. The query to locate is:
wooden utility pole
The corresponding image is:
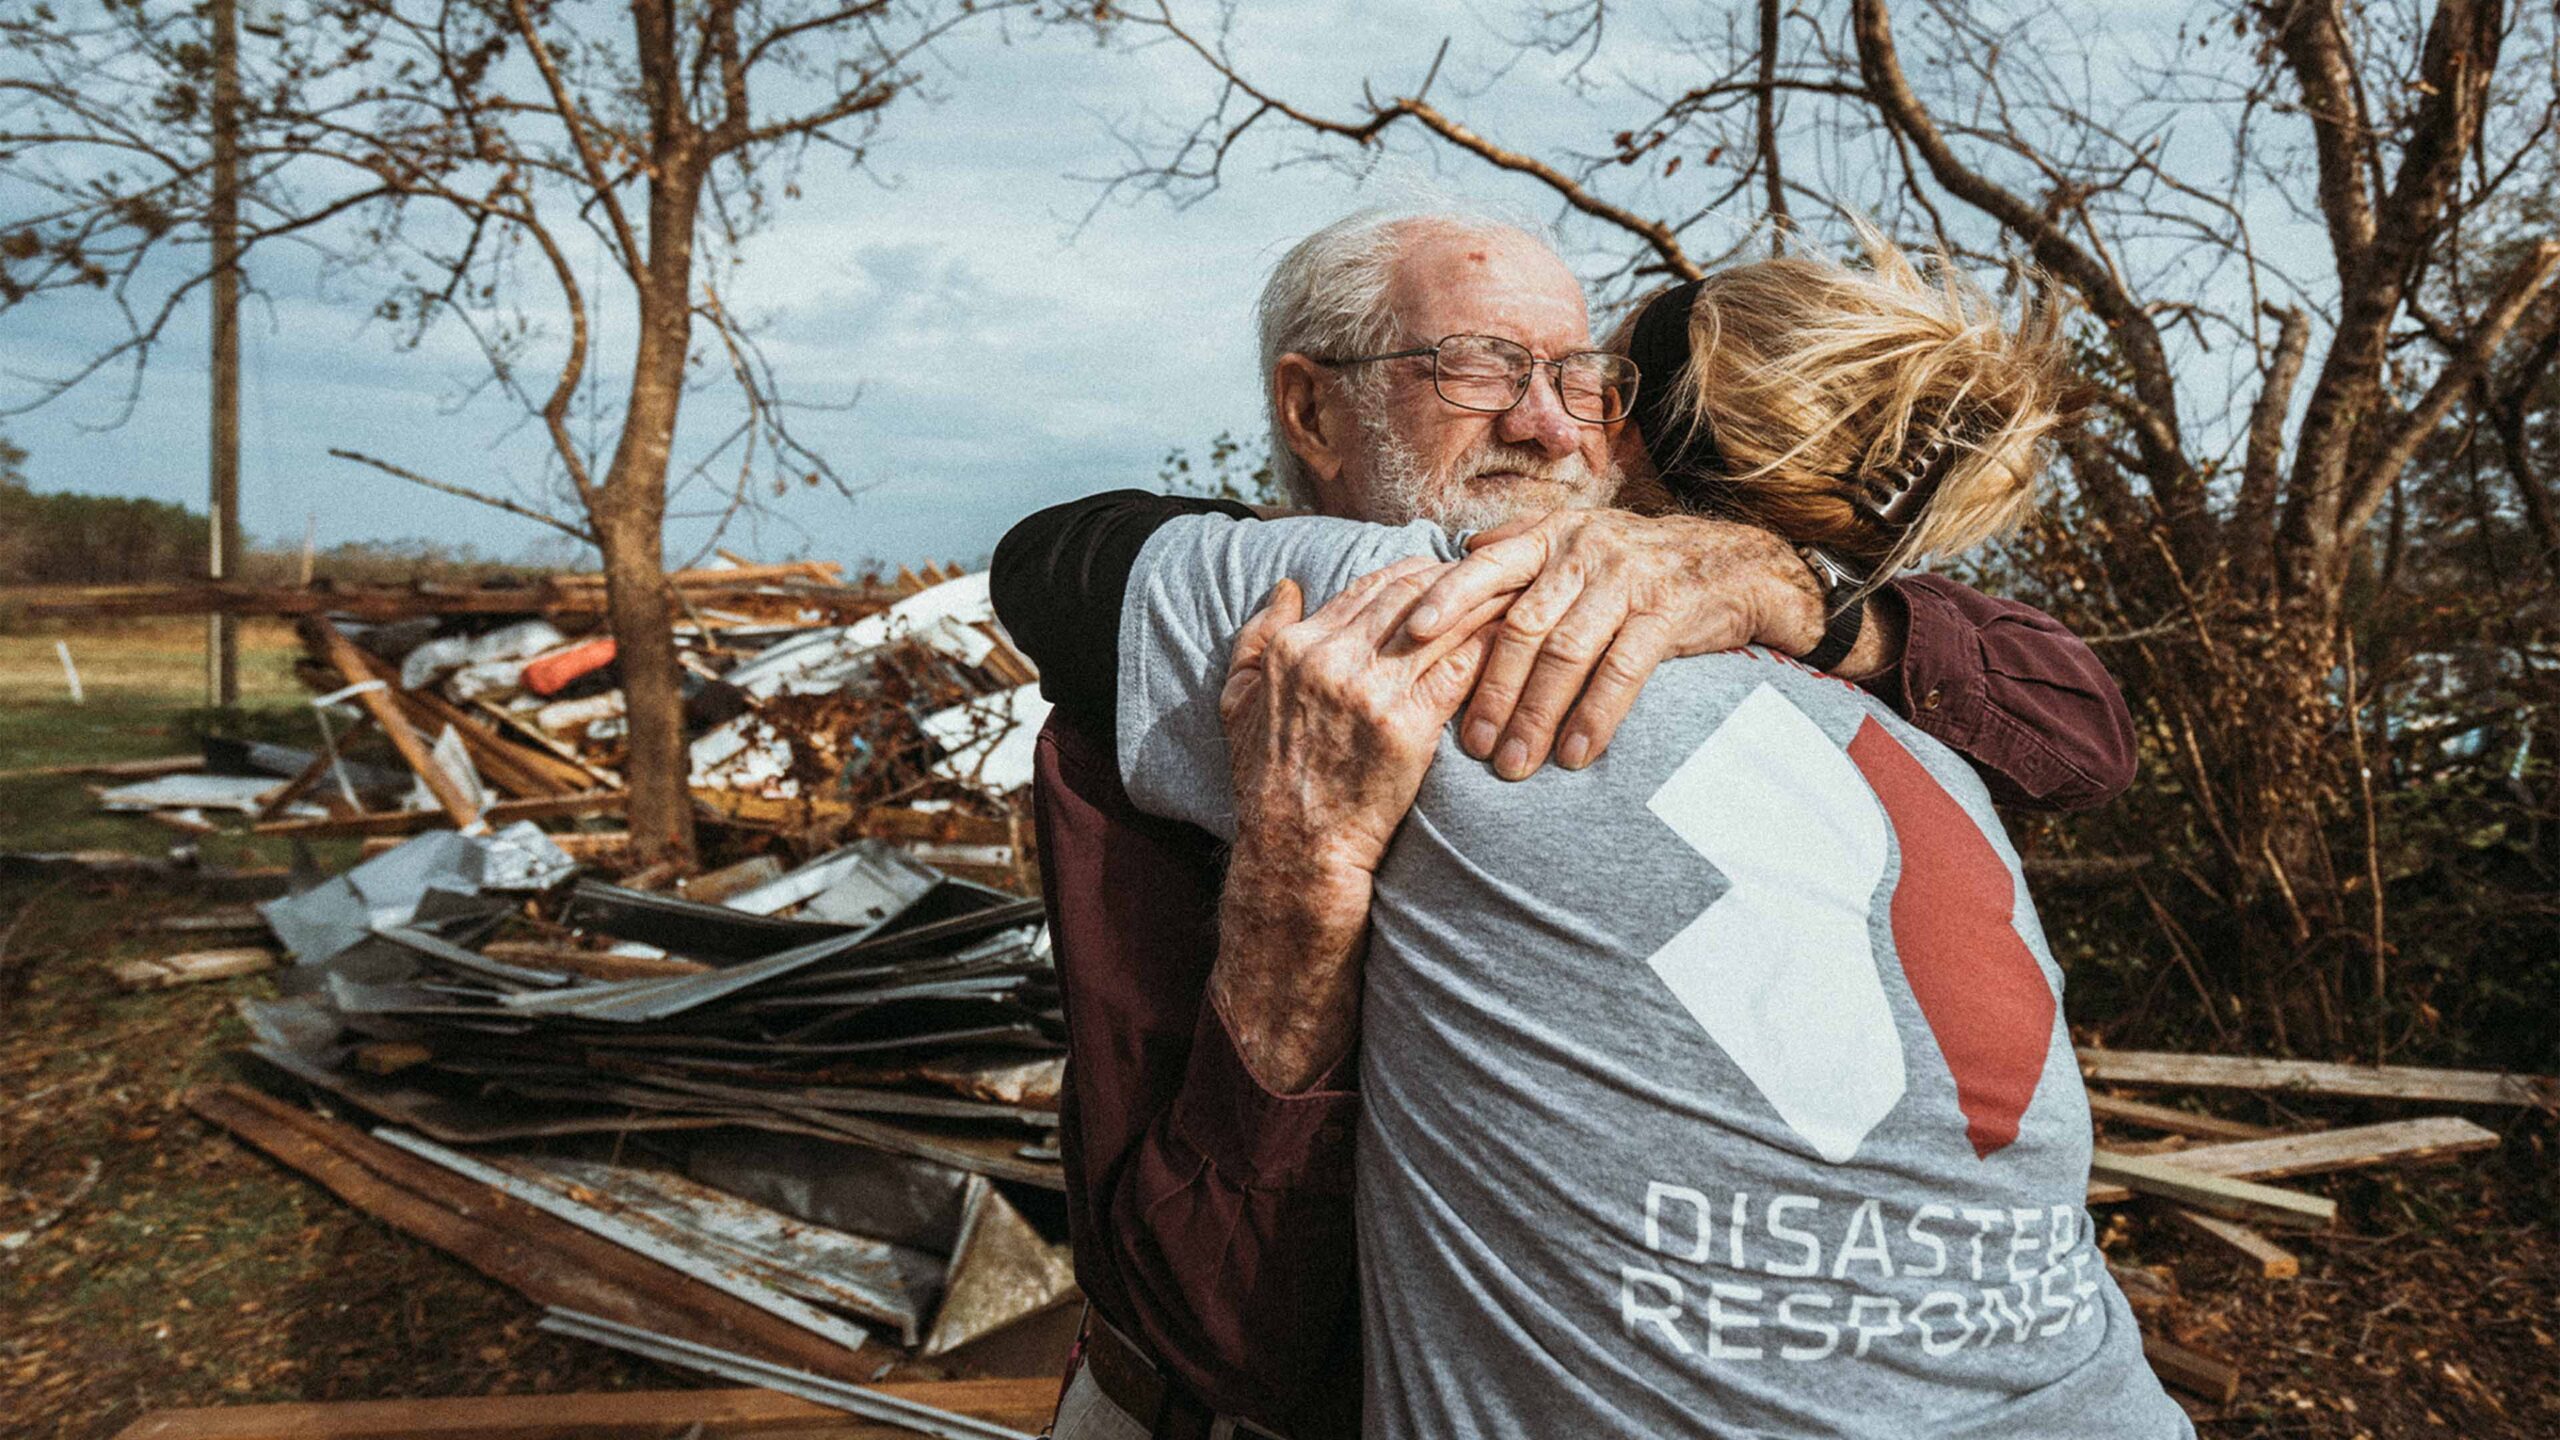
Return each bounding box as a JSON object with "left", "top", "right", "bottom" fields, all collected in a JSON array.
[{"left": 207, "top": 0, "right": 242, "bottom": 708}]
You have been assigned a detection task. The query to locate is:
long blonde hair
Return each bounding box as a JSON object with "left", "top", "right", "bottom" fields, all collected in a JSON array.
[{"left": 1629, "top": 228, "right": 2076, "bottom": 581}]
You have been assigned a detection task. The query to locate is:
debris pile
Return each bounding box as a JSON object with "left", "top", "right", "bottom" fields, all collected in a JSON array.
[
  {"left": 74, "top": 557, "right": 1050, "bottom": 866},
  {"left": 188, "top": 822, "right": 1076, "bottom": 1383}
]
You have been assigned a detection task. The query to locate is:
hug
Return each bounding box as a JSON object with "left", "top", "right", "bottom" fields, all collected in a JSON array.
[{"left": 991, "top": 205, "right": 2181, "bottom": 1440}]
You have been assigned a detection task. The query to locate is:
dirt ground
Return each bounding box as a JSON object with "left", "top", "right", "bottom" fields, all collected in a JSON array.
[{"left": 2, "top": 618, "right": 2555, "bottom": 1438}]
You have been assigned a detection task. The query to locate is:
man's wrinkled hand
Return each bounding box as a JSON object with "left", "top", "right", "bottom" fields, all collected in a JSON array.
[
  {"left": 1398, "top": 509, "right": 1829, "bottom": 780},
  {"left": 1220, "top": 557, "right": 1506, "bottom": 880},
  {"left": 1207, "top": 558, "right": 1507, "bottom": 1093}
]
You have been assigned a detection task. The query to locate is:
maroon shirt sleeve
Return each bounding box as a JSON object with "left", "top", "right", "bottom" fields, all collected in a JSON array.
[
  {"left": 1863, "top": 574, "right": 2138, "bottom": 811},
  {"left": 1033, "top": 716, "right": 1362, "bottom": 1437}
]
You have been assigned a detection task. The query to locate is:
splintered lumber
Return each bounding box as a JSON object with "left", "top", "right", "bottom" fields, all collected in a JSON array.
[
  {"left": 478, "top": 940, "right": 709, "bottom": 981},
  {"left": 2142, "top": 1334, "right": 2241, "bottom": 1406},
  {"left": 2077, "top": 1048, "right": 2560, "bottom": 1108},
  {"left": 112, "top": 948, "right": 277, "bottom": 991},
  {"left": 301, "top": 619, "right": 485, "bottom": 830},
  {"left": 107, "top": 1380, "right": 1058, "bottom": 1440},
  {"left": 2085, "top": 1091, "right": 2281, "bottom": 1141},
  {"left": 310, "top": 627, "right": 594, "bottom": 799},
  {"left": 2085, "top": 1117, "right": 2501, "bottom": 1203},
  {"left": 2168, "top": 1208, "right": 2301, "bottom": 1279},
  {"left": 182, "top": 1084, "right": 878, "bottom": 1384},
  {"left": 257, "top": 790, "right": 624, "bottom": 839},
  {"left": 2089, "top": 1150, "right": 2337, "bottom": 1229}
]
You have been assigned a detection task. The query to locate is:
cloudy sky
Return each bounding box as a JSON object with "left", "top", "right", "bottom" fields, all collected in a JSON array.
[{"left": 2, "top": 1, "right": 2254, "bottom": 572}]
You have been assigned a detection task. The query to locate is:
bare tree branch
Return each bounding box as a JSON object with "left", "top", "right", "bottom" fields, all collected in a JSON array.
[
  {"left": 329, "top": 447, "right": 595, "bottom": 542},
  {"left": 2344, "top": 240, "right": 2560, "bottom": 539}
]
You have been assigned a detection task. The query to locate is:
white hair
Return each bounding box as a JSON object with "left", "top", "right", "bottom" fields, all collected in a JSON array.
[{"left": 1256, "top": 204, "right": 1556, "bottom": 505}]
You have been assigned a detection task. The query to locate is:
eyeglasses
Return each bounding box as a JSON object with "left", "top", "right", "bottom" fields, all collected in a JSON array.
[{"left": 1314, "top": 333, "right": 1640, "bottom": 425}]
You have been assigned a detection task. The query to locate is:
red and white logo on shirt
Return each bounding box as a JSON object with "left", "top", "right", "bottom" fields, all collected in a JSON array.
[{"left": 1645, "top": 682, "right": 2056, "bottom": 1163}]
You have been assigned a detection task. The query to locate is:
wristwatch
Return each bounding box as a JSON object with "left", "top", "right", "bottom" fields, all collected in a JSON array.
[{"left": 1797, "top": 546, "right": 1867, "bottom": 673}]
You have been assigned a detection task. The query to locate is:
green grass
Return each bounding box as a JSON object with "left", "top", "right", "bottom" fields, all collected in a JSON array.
[{"left": 0, "top": 619, "right": 360, "bottom": 867}]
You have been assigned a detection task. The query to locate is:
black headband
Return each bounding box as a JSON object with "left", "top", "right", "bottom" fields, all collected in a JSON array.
[{"left": 1626, "top": 279, "right": 1726, "bottom": 484}]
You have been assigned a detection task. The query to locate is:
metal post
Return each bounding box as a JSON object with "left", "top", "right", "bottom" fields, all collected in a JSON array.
[{"left": 207, "top": 0, "right": 242, "bottom": 709}]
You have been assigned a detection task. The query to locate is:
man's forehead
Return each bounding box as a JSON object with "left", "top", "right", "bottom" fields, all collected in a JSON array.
[{"left": 1387, "top": 228, "right": 1592, "bottom": 349}]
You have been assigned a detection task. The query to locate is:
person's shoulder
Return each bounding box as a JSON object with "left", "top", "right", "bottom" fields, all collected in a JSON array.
[{"left": 1136, "top": 512, "right": 1456, "bottom": 602}]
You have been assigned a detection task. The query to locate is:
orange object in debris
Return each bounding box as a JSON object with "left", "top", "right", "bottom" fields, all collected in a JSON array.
[{"left": 524, "top": 637, "right": 618, "bottom": 696}]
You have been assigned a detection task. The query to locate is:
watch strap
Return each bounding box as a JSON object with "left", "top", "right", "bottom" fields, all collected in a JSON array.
[{"left": 1803, "top": 589, "right": 1867, "bottom": 672}]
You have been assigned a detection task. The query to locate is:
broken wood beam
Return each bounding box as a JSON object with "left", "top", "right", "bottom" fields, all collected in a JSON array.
[
  {"left": 477, "top": 941, "right": 709, "bottom": 981},
  {"left": 2167, "top": 1208, "right": 2300, "bottom": 1279},
  {"left": 111, "top": 947, "right": 277, "bottom": 992},
  {"left": 2142, "top": 1333, "right": 2241, "bottom": 1406},
  {"left": 2087, "top": 1150, "right": 2337, "bottom": 1230},
  {"left": 182, "top": 1084, "right": 879, "bottom": 1384},
  {"left": 2085, "top": 1117, "right": 2501, "bottom": 1203},
  {"left": 2085, "top": 1090, "right": 2282, "bottom": 1141},
  {"left": 107, "top": 1380, "right": 1057, "bottom": 1440},
  {"left": 300, "top": 619, "right": 485, "bottom": 832},
  {"left": 2077, "top": 1048, "right": 2560, "bottom": 1108}
]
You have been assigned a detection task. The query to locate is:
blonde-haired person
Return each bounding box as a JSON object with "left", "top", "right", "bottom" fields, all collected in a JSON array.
[
  {"left": 1395, "top": 228, "right": 2095, "bottom": 790},
  {"left": 1104, "top": 231, "right": 2186, "bottom": 1437},
  {"left": 1615, "top": 227, "right": 2075, "bottom": 591}
]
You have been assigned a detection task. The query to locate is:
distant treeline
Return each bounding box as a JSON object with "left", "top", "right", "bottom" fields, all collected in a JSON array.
[
  {"left": 0, "top": 481, "right": 208, "bottom": 585},
  {"left": 2, "top": 447, "right": 562, "bottom": 588}
]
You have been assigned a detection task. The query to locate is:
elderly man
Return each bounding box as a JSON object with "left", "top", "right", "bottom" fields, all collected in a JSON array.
[{"left": 990, "top": 209, "right": 2134, "bottom": 1440}]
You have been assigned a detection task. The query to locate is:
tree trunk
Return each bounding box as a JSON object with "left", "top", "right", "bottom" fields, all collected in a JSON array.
[{"left": 596, "top": 166, "right": 703, "bottom": 869}]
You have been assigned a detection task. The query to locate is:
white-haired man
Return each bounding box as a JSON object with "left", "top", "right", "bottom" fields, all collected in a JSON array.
[{"left": 992, "top": 209, "right": 2133, "bottom": 1439}]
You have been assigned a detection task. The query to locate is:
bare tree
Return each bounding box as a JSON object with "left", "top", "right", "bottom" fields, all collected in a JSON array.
[
  {"left": 1, "top": 0, "right": 1031, "bottom": 865},
  {"left": 1099, "top": 0, "right": 2560, "bottom": 1047}
]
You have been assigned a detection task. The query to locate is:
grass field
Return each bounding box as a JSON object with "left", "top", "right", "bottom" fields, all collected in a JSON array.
[{"left": 0, "top": 620, "right": 315, "bottom": 862}]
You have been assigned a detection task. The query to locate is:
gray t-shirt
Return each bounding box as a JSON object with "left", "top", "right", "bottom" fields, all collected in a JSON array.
[{"left": 1117, "top": 513, "right": 2189, "bottom": 1440}]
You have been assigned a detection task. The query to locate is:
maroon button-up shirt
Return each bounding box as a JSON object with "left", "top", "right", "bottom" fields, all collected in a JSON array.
[{"left": 998, "top": 495, "right": 2135, "bottom": 1437}]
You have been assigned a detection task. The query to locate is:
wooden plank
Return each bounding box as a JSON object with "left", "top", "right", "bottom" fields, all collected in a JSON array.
[
  {"left": 2085, "top": 1090, "right": 2281, "bottom": 1141},
  {"left": 257, "top": 791, "right": 624, "bottom": 839},
  {"left": 312, "top": 630, "right": 593, "bottom": 800},
  {"left": 182, "top": 1084, "right": 879, "bottom": 1385},
  {"left": 2142, "top": 1334, "right": 2240, "bottom": 1406},
  {"left": 857, "top": 806, "right": 1022, "bottom": 848},
  {"left": 0, "top": 754, "right": 202, "bottom": 782},
  {"left": 2078, "top": 1048, "right": 2560, "bottom": 1108},
  {"left": 2167, "top": 1208, "right": 2300, "bottom": 1279},
  {"left": 2086, "top": 1116, "right": 2500, "bottom": 1203},
  {"left": 112, "top": 947, "right": 277, "bottom": 991},
  {"left": 477, "top": 941, "right": 709, "bottom": 981},
  {"left": 109, "top": 1380, "right": 1055, "bottom": 1440},
  {"left": 2086, "top": 1150, "right": 2337, "bottom": 1230}
]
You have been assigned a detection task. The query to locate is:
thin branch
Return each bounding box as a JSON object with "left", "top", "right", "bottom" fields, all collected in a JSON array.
[
  {"left": 2343, "top": 241, "right": 2560, "bottom": 541},
  {"left": 505, "top": 0, "right": 645, "bottom": 283},
  {"left": 329, "top": 447, "right": 593, "bottom": 542}
]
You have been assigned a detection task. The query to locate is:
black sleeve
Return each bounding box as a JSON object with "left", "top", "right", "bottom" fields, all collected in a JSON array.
[{"left": 990, "top": 489, "right": 1258, "bottom": 745}]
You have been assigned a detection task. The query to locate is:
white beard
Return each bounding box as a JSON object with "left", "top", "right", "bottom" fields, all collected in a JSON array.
[{"left": 1360, "top": 420, "right": 1613, "bottom": 535}]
